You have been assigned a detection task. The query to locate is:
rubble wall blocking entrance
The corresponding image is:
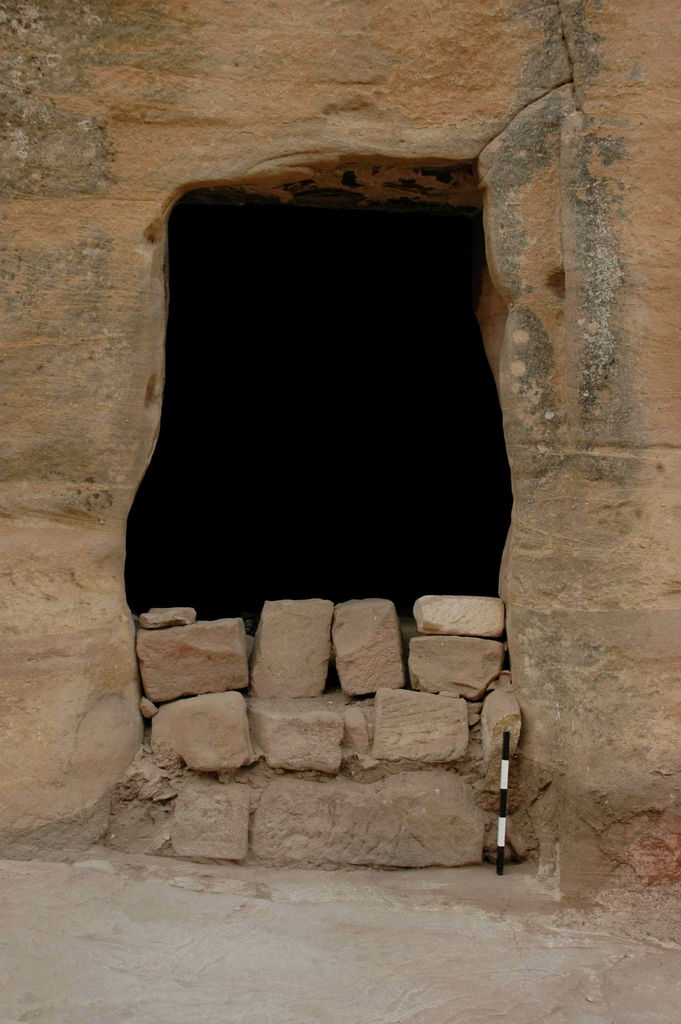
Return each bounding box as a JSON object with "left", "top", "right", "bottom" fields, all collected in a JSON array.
[{"left": 2, "top": 1, "right": 680, "bottom": 899}]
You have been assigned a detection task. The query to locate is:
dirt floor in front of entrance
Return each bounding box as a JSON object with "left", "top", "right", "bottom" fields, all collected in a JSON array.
[{"left": 1, "top": 853, "right": 679, "bottom": 1023}]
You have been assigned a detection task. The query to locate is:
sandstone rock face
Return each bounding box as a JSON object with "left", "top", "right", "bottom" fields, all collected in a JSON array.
[
  {"left": 372, "top": 689, "right": 468, "bottom": 762},
  {"left": 151, "top": 693, "right": 254, "bottom": 771},
  {"left": 139, "top": 607, "right": 196, "bottom": 629},
  {"left": 332, "top": 599, "right": 405, "bottom": 695},
  {"left": 249, "top": 699, "right": 343, "bottom": 773},
  {"left": 250, "top": 599, "right": 333, "bottom": 698},
  {"left": 137, "top": 619, "right": 249, "bottom": 702},
  {"left": 1, "top": 0, "right": 679, "bottom": 905},
  {"left": 414, "top": 596, "right": 505, "bottom": 638},
  {"left": 409, "top": 636, "right": 504, "bottom": 699},
  {"left": 171, "top": 778, "right": 249, "bottom": 861},
  {"left": 481, "top": 686, "right": 522, "bottom": 781},
  {"left": 252, "top": 772, "right": 484, "bottom": 867}
]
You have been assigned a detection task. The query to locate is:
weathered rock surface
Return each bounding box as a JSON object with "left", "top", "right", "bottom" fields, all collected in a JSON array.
[
  {"left": 137, "top": 618, "right": 249, "bottom": 702},
  {"left": 6, "top": 857, "right": 681, "bottom": 1024},
  {"left": 117, "top": 749, "right": 176, "bottom": 804},
  {"left": 171, "top": 778, "right": 249, "bottom": 861},
  {"left": 481, "top": 685, "right": 521, "bottom": 780},
  {"left": 414, "top": 595, "right": 505, "bottom": 638},
  {"left": 151, "top": 692, "right": 254, "bottom": 771},
  {"left": 249, "top": 699, "right": 343, "bottom": 773},
  {"left": 372, "top": 689, "right": 468, "bottom": 762},
  {"left": 139, "top": 607, "right": 197, "bottom": 629},
  {"left": 252, "top": 772, "right": 484, "bottom": 867},
  {"left": 250, "top": 599, "right": 333, "bottom": 698},
  {"left": 409, "top": 635, "right": 504, "bottom": 699},
  {"left": 2, "top": 0, "right": 679, "bottom": 904},
  {"left": 332, "top": 598, "right": 405, "bottom": 695}
]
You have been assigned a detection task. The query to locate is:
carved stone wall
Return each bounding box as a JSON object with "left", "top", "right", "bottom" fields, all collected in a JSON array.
[{"left": 1, "top": 0, "right": 680, "bottom": 896}]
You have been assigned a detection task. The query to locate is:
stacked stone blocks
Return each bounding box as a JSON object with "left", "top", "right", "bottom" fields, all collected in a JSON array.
[{"left": 128, "top": 596, "right": 521, "bottom": 867}]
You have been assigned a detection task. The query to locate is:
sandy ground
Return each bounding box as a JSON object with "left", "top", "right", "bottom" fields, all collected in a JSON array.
[{"left": 1, "top": 853, "right": 680, "bottom": 1024}]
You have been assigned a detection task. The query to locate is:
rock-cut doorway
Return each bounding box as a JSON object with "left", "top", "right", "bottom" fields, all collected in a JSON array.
[{"left": 125, "top": 171, "right": 512, "bottom": 624}]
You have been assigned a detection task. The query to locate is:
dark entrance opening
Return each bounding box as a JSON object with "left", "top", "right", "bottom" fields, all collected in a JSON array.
[{"left": 125, "top": 196, "right": 512, "bottom": 620}]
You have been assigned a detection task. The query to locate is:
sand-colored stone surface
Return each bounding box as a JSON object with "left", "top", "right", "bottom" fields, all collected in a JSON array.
[
  {"left": 333, "top": 598, "right": 406, "bottom": 694},
  {"left": 409, "top": 634, "right": 505, "bottom": 698},
  {"left": 342, "top": 703, "right": 372, "bottom": 755},
  {"left": 0, "top": 0, "right": 680, "bottom": 904},
  {"left": 171, "top": 777, "right": 250, "bottom": 861},
  {"left": 481, "top": 684, "right": 522, "bottom": 782},
  {"left": 138, "top": 696, "right": 158, "bottom": 719},
  {"left": 138, "top": 607, "right": 196, "bottom": 629},
  {"left": 137, "top": 618, "right": 249, "bottom": 702},
  {"left": 372, "top": 688, "right": 469, "bottom": 762},
  {"left": 2, "top": 855, "right": 681, "bottom": 1024},
  {"left": 249, "top": 698, "right": 344, "bottom": 772},
  {"left": 151, "top": 692, "right": 254, "bottom": 771},
  {"left": 250, "top": 599, "right": 334, "bottom": 698},
  {"left": 414, "top": 595, "right": 505, "bottom": 637},
  {"left": 252, "top": 771, "right": 484, "bottom": 867}
]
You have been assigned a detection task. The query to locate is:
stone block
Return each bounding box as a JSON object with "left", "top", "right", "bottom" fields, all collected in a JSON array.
[
  {"left": 252, "top": 772, "right": 484, "bottom": 867},
  {"left": 137, "top": 618, "right": 249, "bottom": 702},
  {"left": 171, "top": 777, "right": 250, "bottom": 861},
  {"left": 139, "top": 607, "right": 197, "bottom": 629},
  {"left": 332, "top": 598, "right": 405, "bottom": 695},
  {"left": 250, "top": 599, "right": 333, "bottom": 698},
  {"left": 342, "top": 704, "right": 372, "bottom": 755},
  {"left": 139, "top": 696, "right": 158, "bottom": 719},
  {"left": 481, "top": 685, "right": 521, "bottom": 779},
  {"left": 372, "top": 688, "right": 468, "bottom": 762},
  {"left": 409, "top": 635, "right": 504, "bottom": 699},
  {"left": 249, "top": 698, "right": 343, "bottom": 772},
  {"left": 151, "top": 692, "right": 254, "bottom": 771},
  {"left": 414, "top": 595, "right": 505, "bottom": 637}
]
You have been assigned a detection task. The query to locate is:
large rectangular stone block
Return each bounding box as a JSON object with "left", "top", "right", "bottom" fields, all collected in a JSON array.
[
  {"left": 409, "top": 635, "right": 504, "bottom": 699},
  {"left": 372, "top": 688, "right": 468, "bottom": 762},
  {"left": 171, "top": 778, "right": 250, "bottom": 861},
  {"left": 249, "top": 698, "right": 343, "bottom": 772},
  {"left": 250, "top": 599, "right": 333, "bottom": 698},
  {"left": 332, "top": 598, "right": 405, "bottom": 695},
  {"left": 252, "top": 772, "right": 484, "bottom": 867},
  {"left": 414, "top": 595, "right": 505, "bottom": 637},
  {"left": 137, "top": 618, "right": 249, "bottom": 702},
  {"left": 151, "top": 692, "right": 254, "bottom": 771}
]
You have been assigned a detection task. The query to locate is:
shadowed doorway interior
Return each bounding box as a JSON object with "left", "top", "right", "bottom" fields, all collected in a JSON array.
[{"left": 125, "top": 197, "right": 512, "bottom": 620}]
